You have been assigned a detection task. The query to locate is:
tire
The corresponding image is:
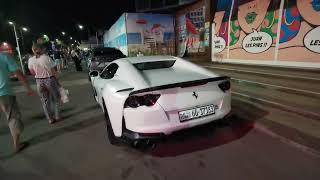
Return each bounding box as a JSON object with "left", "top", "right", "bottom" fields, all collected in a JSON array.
[
  {"left": 103, "top": 100, "right": 121, "bottom": 145},
  {"left": 92, "top": 86, "right": 97, "bottom": 100}
]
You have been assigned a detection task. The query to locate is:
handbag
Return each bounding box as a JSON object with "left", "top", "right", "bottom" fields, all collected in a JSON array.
[{"left": 59, "top": 87, "right": 69, "bottom": 103}]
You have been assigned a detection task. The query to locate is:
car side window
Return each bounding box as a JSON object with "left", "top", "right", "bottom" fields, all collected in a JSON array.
[{"left": 101, "top": 63, "right": 119, "bottom": 79}]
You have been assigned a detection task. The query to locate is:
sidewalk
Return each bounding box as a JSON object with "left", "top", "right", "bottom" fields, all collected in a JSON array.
[{"left": 189, "top": 58, "right": 320, "bottom": 154}]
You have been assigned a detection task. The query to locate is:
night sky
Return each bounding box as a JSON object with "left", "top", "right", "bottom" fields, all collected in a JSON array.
[{"left": 0, "top": 0, "right": 135, "bottom": 52}]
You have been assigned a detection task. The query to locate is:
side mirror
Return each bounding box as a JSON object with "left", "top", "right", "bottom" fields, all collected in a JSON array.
[{"left": 89, "top": 71, "right": 99, "bottom": 77}]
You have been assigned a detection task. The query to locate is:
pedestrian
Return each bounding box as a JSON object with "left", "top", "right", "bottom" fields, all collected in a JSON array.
[
  {"left": 0, "top": 52, "right": 34, "bottom": 153},
  {"left": 54, "top": 48, "right": 62, "bottom": 72},
  {"left": 71, "top": 48, "right": 82, "bottom": 71},
  {"left": 28, "top": 43, "right": 62, "bottom": 124},
  {"left": 62, "top": 48, "right": 68, "bottom": 70}
]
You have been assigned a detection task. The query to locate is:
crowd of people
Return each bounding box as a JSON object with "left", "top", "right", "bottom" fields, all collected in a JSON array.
[{"left": 0, "top": 37, "right": 87, "bottom": 154}]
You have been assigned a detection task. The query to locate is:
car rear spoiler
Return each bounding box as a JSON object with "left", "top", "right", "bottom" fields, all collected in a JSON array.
[{"left": 129, "top": 76, "right": 230, "bottom": 96}]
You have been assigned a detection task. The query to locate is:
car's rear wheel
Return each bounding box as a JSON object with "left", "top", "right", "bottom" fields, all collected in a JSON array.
[{"left": 103, "top": 100, "right": 121, "bottom": 145}]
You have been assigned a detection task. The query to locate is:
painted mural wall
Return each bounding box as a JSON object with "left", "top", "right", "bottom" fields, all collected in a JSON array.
[
  {"left": 103, "top": 14, "right": 128, "bottom": 55},
  {"left": 177, "top": 7, "right": 207, "bottom": 57},
  {"left": 212, "top": 0, "right": 233, "bottom": 59},
  {"left": 126, "top": 13, "right": 175, "bottom": 57},
  {"left": 278, "top": 0, "right": 320, "bottom": 62},
  {"left": 212, "top": 0, "right": 320, "bottom": 66}
]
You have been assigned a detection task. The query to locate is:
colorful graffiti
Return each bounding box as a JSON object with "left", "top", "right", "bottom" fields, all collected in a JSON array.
[
  {"left": 278, "top": 0, "right": 320, "bottom": 62},
  {"left": 228, "top": 0, "right": 281, "bottom": 60},
  {"left": 126, "top": 13, "right": 175, "bottom": 57},
  {"left": 103, "top": 14, "right": 128, "bottom": 55},
  {"left": 212, "top": 0, "right": 233, "bottom": 58},
  {"left": 177, "top": 7, "right": 206, "bottom": 57},
  {"left": 212, "top": 0, "right": 320, "bottom": 64}
]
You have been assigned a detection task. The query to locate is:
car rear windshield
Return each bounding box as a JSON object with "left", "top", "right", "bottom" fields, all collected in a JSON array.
[
  {"left": 134, "top": 60, "right": 176, "bottom": 71},
  {"left": 93, "top": 49, "right": 125, "bottom": 57}
]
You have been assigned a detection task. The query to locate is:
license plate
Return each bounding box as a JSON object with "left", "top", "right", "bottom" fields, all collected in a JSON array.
[{"left": 179, "top": 104, "right": 217, "bottom": 122}]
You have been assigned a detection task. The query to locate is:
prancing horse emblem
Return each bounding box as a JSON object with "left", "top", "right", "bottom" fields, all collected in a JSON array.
[{"left": 192, "top": 92, "right": 198, "bottom": 99}]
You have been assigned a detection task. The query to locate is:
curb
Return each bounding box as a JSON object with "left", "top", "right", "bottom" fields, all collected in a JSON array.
[
  {"left": 232, "top": 92, "right": 320, "bottom": 121},
  {"left": 203, "top": 66, "right": 320, "bottom": 81},
  {"left": 231, "top": 78, "right": 320, "bottom": 97}
]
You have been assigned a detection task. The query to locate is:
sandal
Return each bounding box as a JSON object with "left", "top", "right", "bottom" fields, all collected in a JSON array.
[
  {"left": 48, "top": 119, "right": 56, "bottom": 124},
  {"left": 53, "top": 118, "right": 63, "bottom": 123},
  {"left": 15, "top": 142, "right": 29, "bottom": 153}
]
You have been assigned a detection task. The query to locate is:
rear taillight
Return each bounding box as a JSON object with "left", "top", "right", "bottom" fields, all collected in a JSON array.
[
  {"left": 124, "top": 94, "right": 161, "bottom": 108},
  {"left": 218, "top": 81, "right": 231, "bottom": 92}
]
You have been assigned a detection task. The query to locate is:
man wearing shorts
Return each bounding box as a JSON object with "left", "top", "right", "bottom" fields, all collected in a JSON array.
[{"left": 0, "top": 52, "right": 34, "bottom": 153}]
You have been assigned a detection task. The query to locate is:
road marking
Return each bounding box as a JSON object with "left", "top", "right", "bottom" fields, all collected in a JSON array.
[
  {"left": 232, "top": 91, "right": 320, "bottom": 121},
  {"left": 231, "top": 78, "right": 320, "bottom": 96},
  {"left": 203, "top": 66, "right": 320, "bottom": 81}
]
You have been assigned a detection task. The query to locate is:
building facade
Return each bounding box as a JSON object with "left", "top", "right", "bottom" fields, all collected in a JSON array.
[
  {"left": 212, "top": 0, "right": 320, "bottom": 68},
  {"left": 135, "top": 0, "right": 198, "bottom": 12},
  {"left": 104, "top": 13, "right": 175, "bottom": 57},
  {"left": 175, "top": 0, "right": 212, "bottom": 60},
  {"left": 132, "top": 0, "right": 320, "bottom": 68}
]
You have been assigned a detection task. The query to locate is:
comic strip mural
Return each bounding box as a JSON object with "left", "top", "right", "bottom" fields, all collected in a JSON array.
[
  {"left": 278, "top": 0, "right": 320, "bottom": 62},
  {"left": 228, "top": 0, "right": 281, "bottom": 60},
  {"left": 212, "top": 0, "right": 320, "bottom": 66},
  {"left": 212, "top": 0, "right": 233, "bottom": 59},
  {"left": 177, "top": 7, "right": 206, "bottom": 57},
  {"left": 103, "top": 14, "right": 128, "bottom": 55},
  {"left": 104, "top": 13, "right": 175, "bottom": 57},
  {"left": 126, "top": 13, "right": 175, "bottom": 57}
]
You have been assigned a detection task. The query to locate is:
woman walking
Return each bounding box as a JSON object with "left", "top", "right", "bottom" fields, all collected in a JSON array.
[
  {"left": 28, "top": 43, "right": 61, "bottom": 124},
  {"left": 71, "top": 48, "right": 82, "bottom": 71}
]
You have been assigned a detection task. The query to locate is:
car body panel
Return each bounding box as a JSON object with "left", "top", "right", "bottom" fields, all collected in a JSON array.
[{"left": 90, "top": 56, "right": 231, "bottom": 138}]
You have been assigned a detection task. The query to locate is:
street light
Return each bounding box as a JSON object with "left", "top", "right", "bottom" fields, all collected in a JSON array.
[
  {"left": 78, "top": 24, "right": 84, "bottom": 30},
  {"left": 3, "top": 42, "right": 8, "bottom": 46},
  {"left": 20, "top": 27, "right": 28, "bottom": 54},
  {"left": 62, "top": 31, "right": 66, "bottom": 35},
  {"left": 70, "top": 37, "right": 73, "bottom": 40},
  {"left": 8, "top": 21, "right": 25, "bottom": 74}
]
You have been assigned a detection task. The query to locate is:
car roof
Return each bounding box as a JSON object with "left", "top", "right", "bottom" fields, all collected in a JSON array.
[{"left": 116, "top": 56, "right": 177, "bottom": 64}]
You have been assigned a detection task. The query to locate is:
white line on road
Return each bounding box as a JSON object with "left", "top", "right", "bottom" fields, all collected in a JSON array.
[
  {"left": 232, "top": 91, "right": 320, "bottom": 120},
  {"left": 231, "top": 78, "right": 320, "bottom": 96},
  {"left": 203, "top": 66, "right": 320, "bottom": 81}
]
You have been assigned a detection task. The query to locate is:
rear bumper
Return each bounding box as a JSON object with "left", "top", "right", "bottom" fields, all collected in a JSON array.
[
  {"left": 122, "top": 129, "right": 165, "bottom": 141},
  {"left": 121, "top": 110, "right": 232, "bottom": 141},
  {"left": 123, "top": 92, "right": 231, "bottom": 136}
]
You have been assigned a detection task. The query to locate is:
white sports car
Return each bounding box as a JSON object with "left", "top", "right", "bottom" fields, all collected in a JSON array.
[{"left": 89, "top": 56, "right": 231, "bottom": 146}]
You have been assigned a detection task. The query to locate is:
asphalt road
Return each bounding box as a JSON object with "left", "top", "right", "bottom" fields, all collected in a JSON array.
[{"left": 1, "top": 70, "right": 320, "bottom": 180}]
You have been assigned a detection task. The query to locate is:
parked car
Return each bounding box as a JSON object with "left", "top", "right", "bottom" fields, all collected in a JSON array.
[
  {"left": 88, "top": 47, "right": 126, "bottom": 72},
  {"left": 89, "top": 56, "right": 231, "bottom": 147}
]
